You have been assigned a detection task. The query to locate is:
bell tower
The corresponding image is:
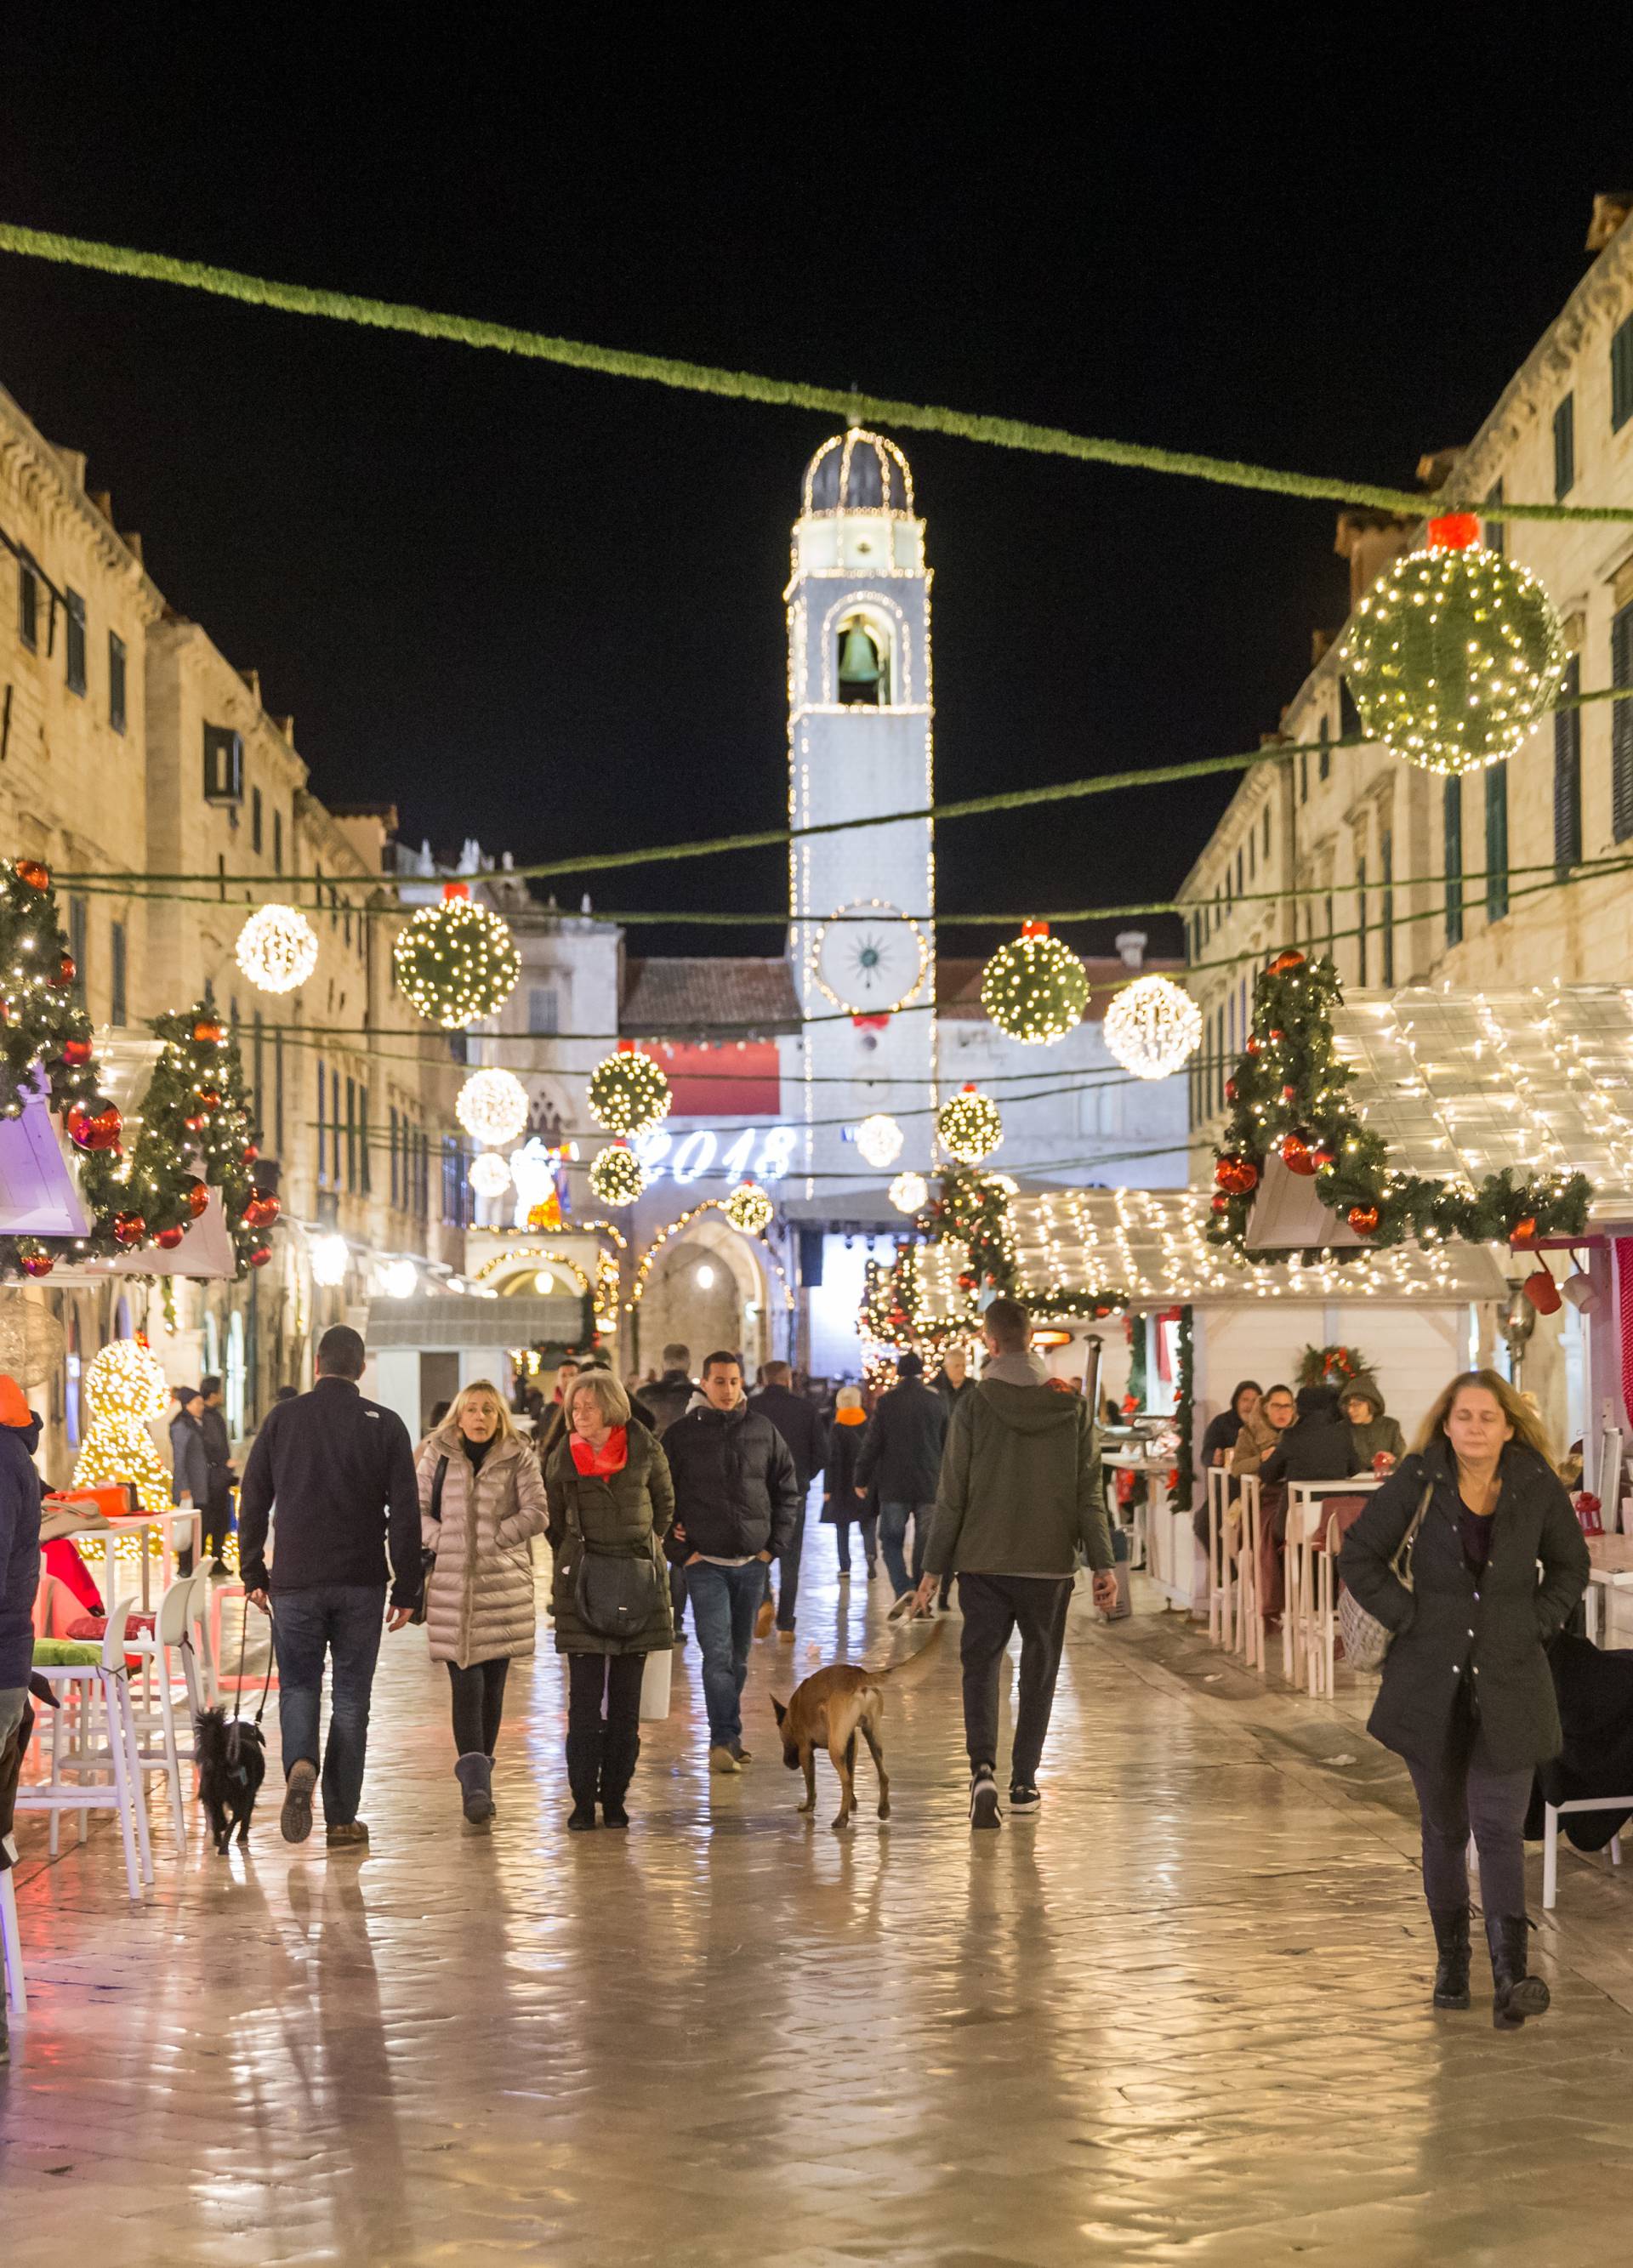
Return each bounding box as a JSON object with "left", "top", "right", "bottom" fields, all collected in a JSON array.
[{"left": 788, "top": 429, "right": 936, "bottom": 1199}]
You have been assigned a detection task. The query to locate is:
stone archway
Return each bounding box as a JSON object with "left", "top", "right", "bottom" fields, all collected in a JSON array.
[{"left": 635, "top": 1211, "right": 775, "bottom": 1375}]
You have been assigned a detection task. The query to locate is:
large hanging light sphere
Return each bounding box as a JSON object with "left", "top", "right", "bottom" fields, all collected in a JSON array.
[
  {"left": 589, "top": 1140, "right": 646, "bottom": 1208},
  {"left": 725, "top": 1179, "right": 774, "bottom": 1235},
  {"left": 455, "top": 1067, "right": 530, "bottom": 1148},
  {"left": 889, "top": 1169, "right": 929, "bottom": 1215},
  {"left": 84, "top": 1338, "right": 168, "bottom": 1422},
  {"left": 310, "top": 1232, "right": 350, "bottom": 1287},
  {"left": 855, "top": 1112, "right": 904, "bottom": 1169},
  {"left": 980, "top": 920, "right": 1089, "bottom": 1044},
  {"left": 587, "top": 1044, "right": 672, "bottom": 1137},
  {"left": 236, "top": 903, "right": 319, "bottom": 994},
  {"left": 468, "top": 1151, "right": 512, "bottom": 1199},
  {"left": 392, "top": 890, "right": 520, "bottom": 1028},
  {"left": 936, "top": 1085, "right": 1003, "bottom": 1165},
  {"left": 1339, "top": 513, "right": 1566, "bottom": 775},
  {"left": 1103, "top": 973, "right": 1203, "bottom": 1082}
]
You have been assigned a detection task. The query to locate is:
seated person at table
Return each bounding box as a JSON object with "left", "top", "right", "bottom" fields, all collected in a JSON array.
[
  {"left": 1343, "top": 1376, "right": 1405, "bottom": 1471},
  {"left": 1260, "top": 1384, "right": 1365, "bottom": 1486},
  {"left": 1201, "top": 1381, "right": 1263, "bottom": 1470},
  {"left": 1230, "top": 1383, "right": 1295, "bottom": 1477}
]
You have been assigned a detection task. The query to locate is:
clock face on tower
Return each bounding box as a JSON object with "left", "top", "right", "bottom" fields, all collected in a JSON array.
[{"left": 811, "top": 901, "right": 930, "bottom": 1015}]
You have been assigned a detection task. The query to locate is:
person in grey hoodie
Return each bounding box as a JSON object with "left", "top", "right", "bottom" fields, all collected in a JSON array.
[{"left": 914, "top": 1297, "right": 1116, "bottom": 1830}]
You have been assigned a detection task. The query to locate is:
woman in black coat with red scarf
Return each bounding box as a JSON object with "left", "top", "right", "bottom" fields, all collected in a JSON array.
[{"left": 1339, "top": 1370, "right": 1587, "bottom": 2028}]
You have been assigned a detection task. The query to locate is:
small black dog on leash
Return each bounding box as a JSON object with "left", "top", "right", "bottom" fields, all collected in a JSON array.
[{"left": 195, "top": 1708, "right": 266, "bottom": 1854}]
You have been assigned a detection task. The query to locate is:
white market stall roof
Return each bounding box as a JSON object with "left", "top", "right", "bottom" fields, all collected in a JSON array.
[
  {"left": 914, "top": 1185, "right": 1505, "bottom": 1317},
  {"left": 1332, "top": 985, "right": 1633, "bottom": 1222}
]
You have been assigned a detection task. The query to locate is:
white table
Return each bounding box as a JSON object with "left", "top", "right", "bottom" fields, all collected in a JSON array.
[
  {"left": 46, "top": 1511, "right": 197, "bottom": 1617},
  {"left": 1103, "top": 1452, "right": 1190, "bottom": 1610}
]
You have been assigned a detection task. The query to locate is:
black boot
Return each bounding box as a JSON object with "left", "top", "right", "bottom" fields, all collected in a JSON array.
[
  {"left": 454, "top": 1754, "right": 494, "bottom": 1827},
  {"left": 1485, "top": 1912, "right": 1550, "bottom": 2030},
  {"left": 600, "top": 1726, "right": 640, "bottom": 1829},
  {"left": 1429, "top": 1905, "right": 1471, "bottom": 2009},
  {"left": 566, "top": 1725, "right": 601, "bottom": 1831}
]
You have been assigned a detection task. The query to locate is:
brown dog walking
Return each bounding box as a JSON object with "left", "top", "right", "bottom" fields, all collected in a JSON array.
[{"left": 771, "top": 1621, "right": 942, "bottom": 1828}]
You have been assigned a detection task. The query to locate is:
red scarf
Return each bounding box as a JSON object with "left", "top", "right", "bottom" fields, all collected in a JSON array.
[{"left": 570, "top": 1424, "right": 629, "bottom": 1478}]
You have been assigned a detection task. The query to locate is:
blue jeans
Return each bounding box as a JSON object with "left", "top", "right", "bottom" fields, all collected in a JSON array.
[
  {"left": 879, "top": 1501, "right": 936, "bottom": 1598},
  {"left": 270, "top": 1584, "right": 385, "bottom": 1827},
  {"left": 686, "top": 1560, "right": 765, "bottom": 1748}
]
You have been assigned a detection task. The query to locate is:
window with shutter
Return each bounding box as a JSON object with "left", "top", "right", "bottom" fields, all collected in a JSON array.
[
  {"left": 1484, "top": 480, "right": 1505, "bottom": 555},
  {"left": 1554, "top": 395, "right": 1576, "bottom": 499},
  {"left": 110, "top": 922, "right": 126, "bottom": 1026},
  {"left": 1614, "top": 604, "right": 1633, "bottom": 844},
  {"left": 1554, "top": 655, "right": 1583, "bottom": 869},
  {"left": 1381, "top": 831, "right": 1394, "bottom": 987},
  {"left": 1613, "top": 314, "right": 1633, "bottom": 433},
  {"left": 65, "top": 589, "right": 86, "bottom": 695},
  {"left": 17, "top": 553, "right": 38, "bottom": 651},
  {"left": 1444, "top": 776, "right": 1464, "bottom": 946},
  {"left": 316, "top": 1063, "right": 327, "bottom": 1186},
  {"left": 251, "top": 786, "right": 263, "bottom": 855},
  {"left": 1318, "top": 718, "right": 1331, "bottom": 780},
  {"left": 272, "top": 809, "right": 283, "bottom": 873},
  {"left": 1356, "top": 858, "right": 1368, "bottom": 986},
  {"left": 1485, "top": 768, "right": 1509, "bottom": 922},
  {"left": 108, "top": 631, "right": 127, "bottom": 733}
]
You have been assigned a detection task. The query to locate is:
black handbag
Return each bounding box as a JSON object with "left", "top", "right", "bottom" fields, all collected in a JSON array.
[
  {"left": 410, "top": 1455, "right": 447, "bottom": 1628},
  {"left": 566, "top": 1481, "right": 663, "bottom": 1640}
]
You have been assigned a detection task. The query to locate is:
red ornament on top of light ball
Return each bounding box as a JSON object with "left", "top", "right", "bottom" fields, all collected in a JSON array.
[
  {"left": 192, "top": 1018, "right": 224, "bottom": 1044},
  {"left": 1267, "top": 949, "right": 1306, "bottom": 975},
  {"left": 13, "top": 859, "right": 49, "bottom": 891}
]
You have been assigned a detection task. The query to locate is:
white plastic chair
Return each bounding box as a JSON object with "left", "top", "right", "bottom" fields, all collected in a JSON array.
[
  {"left": 18, "top": 1597, "right": 155, "bottom": 1898},
  {"left": 123, "top": 1573, "right": 210, "bottom": 1845},
  {"left": 1204, "top": 1465, "right": 1235, "bottom": 1647},
  {"left": 1233, "top": 1475, "right": 1264, "bottom": 1673},
  {"left": 1, "top": 1862, "right": 22, "bottom": 2018},
  {"left": 1543, "top": 1799, "right": 1631, "bottom": 1909}
]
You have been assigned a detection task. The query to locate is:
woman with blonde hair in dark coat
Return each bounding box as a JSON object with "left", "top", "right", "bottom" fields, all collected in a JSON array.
[{"left": 1339, "top": 1369, "right": 1587, "bottom": 2027}]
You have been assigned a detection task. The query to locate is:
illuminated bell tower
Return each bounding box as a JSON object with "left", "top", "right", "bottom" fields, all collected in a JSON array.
[{"left": 788, "top": 429, "right": 936, "bottom": 1199}]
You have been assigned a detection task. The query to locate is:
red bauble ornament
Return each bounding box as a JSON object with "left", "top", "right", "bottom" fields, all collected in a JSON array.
[
  {"left": 1280, "top": 1130, "right": 1317, "bottom": 1177},
  {"left": 1347, "top": 1204, "right": 1380, "bottom": 1236},
  {"left": 20, "top": 1250, "right": 54, "bottom": 1277},
  {"left": 156, "top": 1225, "right": 186, "bottom": 1250},
  {"left": 192, "top": 1019, "right": 224, "bottom": 1044},
  {"left": 1281, "top": 1084, "right": 1297, "bottom": 1102},
  {"left": 184, "top": 1113, "right": 207, "bottom": 1133},
  {"left": 1267, "top": 949, "right": 1306, "bottom": 975},
  {"left": 53, "top": 954, "right": 77, "bottom": 989},
  {"left": 1511, "top": 1214, "right": 1538, "bottom": 1245},
  {"left": 13, "top": 859, "right": 49, "bottom": 890},
  {"left": 242, "top": 1143, "right": 259, "bottom": 1164},
  {"left": 1210, "top": 1193, "right": 1230, "bottom": 1214},
  {"left": 244, "top": 1192, "right": 281, "bottom": 1229},
  {"left": 1245, "top": 1036, "right": 1261, "bottom": 1055},
  {"left": 1268, "top": 1029, "right": 1285, "bottom": 1043},
  {"left": 66, "top": 1099, "right": 121, "bottom": 1151},
  {"left": 62, "top": 1037, "right": 92, "bottom": 1066},
  {"left": 248, "top": 1245, "right": 273, "bottom": 1269},
  {"left": 112, "top": 1211, "right": 146, "bottom": 1248},
  {"left": 1223, "top": 1078, "right": 1237, "bottom": 1104},
  {"left": 1215, "top": 1156, "right": 1260, "bottom": 1197},
  {"left": 195, "top": 1088, "right": 222, "bottom": 1111},
  {"left": 185, "top": 1179, "right": 210, "bottom": 1218}
]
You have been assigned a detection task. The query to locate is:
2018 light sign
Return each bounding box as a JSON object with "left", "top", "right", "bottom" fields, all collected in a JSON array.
[{"left": 633, "top": 1125, "right": 796, "bottom": 1187}]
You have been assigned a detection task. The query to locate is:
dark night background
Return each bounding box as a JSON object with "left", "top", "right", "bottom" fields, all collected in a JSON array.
[{"left": 0, "top": 27, "right": 1627, "bottom": 961}]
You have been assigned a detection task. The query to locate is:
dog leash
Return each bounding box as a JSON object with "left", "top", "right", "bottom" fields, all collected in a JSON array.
[{"left": 226, "top": 1589, "right": 276, "bottom": 1767}]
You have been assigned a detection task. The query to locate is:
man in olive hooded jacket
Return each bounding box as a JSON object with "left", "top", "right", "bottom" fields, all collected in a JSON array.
[{"left": 914, "top": 1298, "right": 1116, "bottom": 1829}]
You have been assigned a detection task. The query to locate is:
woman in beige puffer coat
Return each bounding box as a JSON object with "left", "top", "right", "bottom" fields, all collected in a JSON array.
[{"left": 417, "top": 1380, "right": 549, "bottom": 1827}]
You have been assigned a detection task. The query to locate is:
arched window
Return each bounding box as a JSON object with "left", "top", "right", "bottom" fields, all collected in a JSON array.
[{"left": 836, "top": 611, "right": 893, "bottom": 707}]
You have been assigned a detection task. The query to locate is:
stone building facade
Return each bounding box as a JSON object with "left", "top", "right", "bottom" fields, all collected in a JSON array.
[{"left": 1179, "top": 196, "right": 1633, "bottom": 1142}]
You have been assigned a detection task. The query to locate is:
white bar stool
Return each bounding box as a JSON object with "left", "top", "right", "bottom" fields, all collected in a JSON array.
[
  {"left": 20, "top": 1599, "right": 155, "bottom": 1899},
  {"left": 1543, "top": 1800, "right": 1632, "bottom": 1908},
  {"left": 1, "top": 1860, "right": 22, "bottom": 2019},
  {"left": 1233, "top": 1475, "right": 1264, "bottom": 1673}
]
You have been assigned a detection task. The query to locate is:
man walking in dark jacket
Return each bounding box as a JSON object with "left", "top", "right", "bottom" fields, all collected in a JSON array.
[
  {"left": 239, "top": 1325, "right": 421, "bottom": 1851},
  {"left": 197, "top": 1373, "right": 236, "bottom": 1572},
  {"left": 750, "top": 1360, "right": 828, "bottom": 1641},
  {"left": 856, "top": 1350, "right": 948, "bottom": 1608},
  {"left": 913, "top": 1299, "right": 1116, "bottom": 1830},
  {"left": 663, "top": 1350, "right": 799, "bottom": 1773},
  {"left": 643, "top": 1344, "right": 697, "bottom": 1640}
]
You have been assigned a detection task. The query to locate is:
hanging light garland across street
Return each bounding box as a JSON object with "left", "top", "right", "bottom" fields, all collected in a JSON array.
[
  {"left": 1103, "top": 972, "right": 1203, "bottom": 1082},
  {"left": 980, "top": 920, "right": 1089, "bottom": 1044}
]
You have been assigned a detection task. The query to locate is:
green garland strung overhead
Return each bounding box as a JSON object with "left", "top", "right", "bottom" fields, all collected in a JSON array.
[{"left": 1208, "top": 950, "right": 1591, "bottom": 1261}]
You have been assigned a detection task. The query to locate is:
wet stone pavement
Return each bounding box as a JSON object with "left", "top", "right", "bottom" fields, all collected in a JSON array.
[{"left": 7, "top": 1551, "right": 1633, "bottom": 2265}]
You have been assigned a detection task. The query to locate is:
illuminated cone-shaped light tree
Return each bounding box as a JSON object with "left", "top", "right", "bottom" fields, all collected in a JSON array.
[
  {"left": 1339, "top": 512, "right": 1566, "bottom": 774},
  {"left": 74, "top": 1339, "right": 172, "bottom": 1515}
]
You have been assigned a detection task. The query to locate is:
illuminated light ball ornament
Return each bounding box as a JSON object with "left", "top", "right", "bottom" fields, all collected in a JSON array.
[
  {"left": 380, "top": 1259, "right": 418, "bottom": 1299},
  {"left": 589, "top": 1140, "right": 647, "bottom": 1209},
  {"left": 1338, "top": 511, "right": 1566, "bottom": 775},
  {"left": 73, "top": 1339, "right": 172, "bottom": 1518},
  {"left": 392, "top": 883, "right": 520, "bottom": 1030},
  {"left": 235, "top": 902, "right": 319, "bottom": 995},
  {"left": 310, "top": 1232, "right": 350, "bottom": 1287},
  {"left": 454, "top": 1066, "right": 530, "bottom": 1149},
  {"left": 855, "top": 1112, "right": 905, "bottom": 1170},
  {"left": 889, "top": 1169, "right": 929, "bottom": 1215},
  {"left": 936, "top": 1084, "right": 1003, "bottom": 1166},
  {"left": 980, "top": 919, "right": 1089, "bottom": 1046},
  {"left": 725, "top": 1178, "right": 774, "bottom": 1236},
  {"left": 1104, "top": 974, "right": 1203, "bottom": 1083},
  {"left": 587, "top": 1043, "right": 671, "bottom": 1137},
  {"left": 468, "top": 1151, "right": 512, "bottom": 1200}
]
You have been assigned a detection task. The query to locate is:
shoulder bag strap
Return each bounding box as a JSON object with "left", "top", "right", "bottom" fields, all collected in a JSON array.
[
  {"left": 430, "top": 1455, "right": 449, "bottom": 1523},
  {"left": 1391, "top": 1480, "right": 1435, "bottom": 1586}
]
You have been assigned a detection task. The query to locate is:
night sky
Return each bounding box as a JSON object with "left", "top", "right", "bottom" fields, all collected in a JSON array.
[{"left": 1, "top": 31, "right": 1628, "bottom": 963}]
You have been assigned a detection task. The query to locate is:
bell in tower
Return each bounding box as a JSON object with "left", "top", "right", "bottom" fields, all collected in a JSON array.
[{"left": 837, "top": 621, "right": 884, "bottom": 707}]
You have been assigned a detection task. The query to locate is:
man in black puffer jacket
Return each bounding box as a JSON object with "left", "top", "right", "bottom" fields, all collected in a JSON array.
[
  {"left": 663, "top": 1350, "right": 799, "bottom": 1773},
  {"left": 856, "top": 1350, "right": 949, "bottom": 1607},
  {"left": 750, "top": 1361, "right": 828, "bottom": 1640}
]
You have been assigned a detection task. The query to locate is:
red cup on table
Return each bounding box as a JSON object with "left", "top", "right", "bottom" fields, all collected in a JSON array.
[{"left": 1372, "top": 1452, "right": 1396, "bottom": 1477}]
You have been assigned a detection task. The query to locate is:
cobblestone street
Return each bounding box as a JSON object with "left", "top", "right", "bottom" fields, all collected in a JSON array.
[{"left": 7, "top": 1559, "right": 1633, "bottom": 2265}]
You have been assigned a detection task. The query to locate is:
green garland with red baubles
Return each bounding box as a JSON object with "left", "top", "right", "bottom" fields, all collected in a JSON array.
[{"left": 1208, "top": 949, "right": 1590, "bottom": 1262}]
